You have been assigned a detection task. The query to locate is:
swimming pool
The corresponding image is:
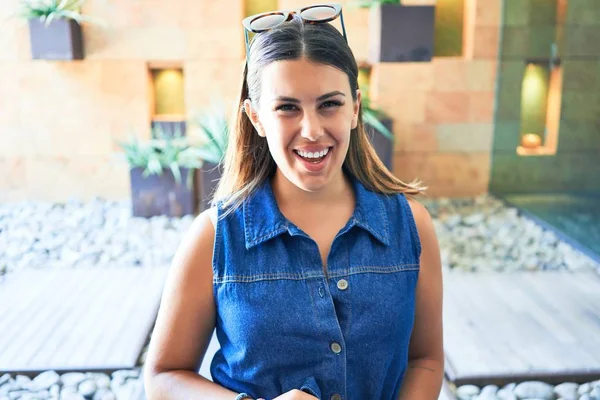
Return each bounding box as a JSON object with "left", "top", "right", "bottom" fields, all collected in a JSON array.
[{"left": 499, "top": 193, "right": 600, "bottom": 263}]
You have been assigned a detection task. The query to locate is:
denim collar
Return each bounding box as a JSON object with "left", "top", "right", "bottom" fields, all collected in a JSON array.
[{"left": 243, "top": 173, "right": 390, "bottom": 249}]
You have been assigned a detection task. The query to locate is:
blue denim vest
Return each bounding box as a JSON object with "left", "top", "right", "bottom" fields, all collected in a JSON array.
[{"left": 209, "top": 173, "right": 421, "bottom": 400}]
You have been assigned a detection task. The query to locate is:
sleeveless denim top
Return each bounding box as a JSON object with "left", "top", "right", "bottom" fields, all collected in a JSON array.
[{"left": 209, "top": 173, "right": 421, "bottom": 400}]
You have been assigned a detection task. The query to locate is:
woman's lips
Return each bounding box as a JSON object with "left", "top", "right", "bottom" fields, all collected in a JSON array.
[{"left": 293, "top": 146, "right": 332, "bottom": 172}]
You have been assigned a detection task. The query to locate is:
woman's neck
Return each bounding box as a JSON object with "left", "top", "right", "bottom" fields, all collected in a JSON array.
[{"left": 271, "top": 169, "right": 353, "bottom": 212}]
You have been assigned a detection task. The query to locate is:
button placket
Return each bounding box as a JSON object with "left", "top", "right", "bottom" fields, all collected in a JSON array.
[{"left": 319, "top": 274, "right": 347, "bottom": 400}]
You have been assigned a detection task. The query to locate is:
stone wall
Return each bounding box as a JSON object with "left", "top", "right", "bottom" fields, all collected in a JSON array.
[
  {"left": 0, "top": 0, "right": 502, "bottom": 202},
  {"left": 490, "top": 0, "right": 600, "bottom": 194}
]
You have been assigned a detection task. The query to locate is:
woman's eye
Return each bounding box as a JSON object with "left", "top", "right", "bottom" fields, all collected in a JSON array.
[
  {"left": 276, "top": 104, "right": 298, "bottom": 112},
  {"left": 321, "top": 100, "right": 343, "bottom": 109}
]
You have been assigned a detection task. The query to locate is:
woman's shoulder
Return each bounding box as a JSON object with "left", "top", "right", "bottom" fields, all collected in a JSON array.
[
  {"left": 207, "top": 206, "right": 218, "bottom": 229},
  {"left": 396, "top": 194, "right": 432, "bottom": 230},
  {"left": 403, "top": 195, "right": 429, "bottom": 222},
  {"left": 403, "top": 195, "right": 437, "bottom": 254},
  {"left": 381, "top": 191, "right": 428, "bottom": 218},
  {"left": 205, "top": 200, "right": 246, "bottom": 229}
]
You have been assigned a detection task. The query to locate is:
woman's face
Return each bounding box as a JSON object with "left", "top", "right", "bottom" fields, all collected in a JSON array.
[{"left": 245, "top": 58, "right": 360, "bottom": 193}]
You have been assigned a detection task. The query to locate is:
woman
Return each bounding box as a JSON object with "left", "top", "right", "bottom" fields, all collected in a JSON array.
[{"left": 144, "top": 4, "right": 444, "bottom": 400}]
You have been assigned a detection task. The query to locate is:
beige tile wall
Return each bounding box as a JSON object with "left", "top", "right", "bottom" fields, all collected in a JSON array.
[
  {"left": 0, "top": 0, "right": 501, "bottom": 201},
  {"left": 370, "top": 0, "right": 501, "bottom": 197}
]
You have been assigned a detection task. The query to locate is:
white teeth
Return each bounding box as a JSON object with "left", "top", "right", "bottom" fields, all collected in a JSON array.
[{"left": 297, "top": 147, "right": 330, "bottom": 158}]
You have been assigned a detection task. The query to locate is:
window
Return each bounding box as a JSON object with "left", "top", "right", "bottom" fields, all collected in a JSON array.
[
  {"left": 148, "top": 64, "right": 186, "bottom": 137},
  {"left": 434, "top": 0, "right": 465, "bottom": 57}
]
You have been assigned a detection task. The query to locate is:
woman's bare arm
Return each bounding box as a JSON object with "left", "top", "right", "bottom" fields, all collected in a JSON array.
[
  {"left": 143, "top": 209, "right": 240, "bottom": 399},
  {"left": 397, "top": 199, "right": 445, "bottom": 400}
]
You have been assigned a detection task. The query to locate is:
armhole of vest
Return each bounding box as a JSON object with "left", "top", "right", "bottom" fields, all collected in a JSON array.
[
  {"left": 398, "top": 193, "right": 422, "bottom": 261},
  {"left": 208, "top": 206, "right": 219, "bottom": 285}
]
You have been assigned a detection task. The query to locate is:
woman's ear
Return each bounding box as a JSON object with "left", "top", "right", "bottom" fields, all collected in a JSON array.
[
  {"left": 243, "top": 99, "right": 266, "bottom": 137},
  {"left": 352, "top": 89, "right": 362, "bottom": 130}
]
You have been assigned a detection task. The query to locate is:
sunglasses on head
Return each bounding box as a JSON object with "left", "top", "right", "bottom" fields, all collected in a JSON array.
[{"left": 242, "top": 3, "right": 347, "bottom": 60}]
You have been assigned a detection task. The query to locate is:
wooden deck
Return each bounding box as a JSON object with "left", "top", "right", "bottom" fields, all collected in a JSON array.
[
  {"left": 10, "top": 266, "right": 594, "bottom": 394},
  {"left": 443, "top": 269, "right": 600, "bottom": 387},
  {"left": 0, "top": 266, "right": 169, "bottom": 376}
]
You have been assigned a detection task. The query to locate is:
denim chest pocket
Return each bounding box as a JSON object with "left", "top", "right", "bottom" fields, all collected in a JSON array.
[
  {"left": 213, "top": 275, "right": 330, "bottom": 396},
  {"left": 339, "top": 265, "right": 419, "bottom": 337}
]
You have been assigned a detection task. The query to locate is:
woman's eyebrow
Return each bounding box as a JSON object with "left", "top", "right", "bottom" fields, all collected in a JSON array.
[{"left": 273, "top": 91, "right": 346, "bottom": 103}]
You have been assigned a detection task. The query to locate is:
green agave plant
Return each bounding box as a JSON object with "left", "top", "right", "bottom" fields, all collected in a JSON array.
[
  {"left": 117, "top": 126, "right": 206, "bottom": 190},
  {"left": 17, "top": 0, "right": 104, "bottom": 27},
  {"left": 189, "top": 102, "right": 230, "bottom": 166},
  {"left": 361, "top": 85, "right": 395, "bottom": 142}
]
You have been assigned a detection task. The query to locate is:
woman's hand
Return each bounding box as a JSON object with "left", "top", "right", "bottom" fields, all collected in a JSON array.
[{"left": 259, "top": 389, "right": 318, "bottom": 400}]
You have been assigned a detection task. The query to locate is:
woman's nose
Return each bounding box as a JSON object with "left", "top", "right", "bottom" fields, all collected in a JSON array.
[{"left": 300, "top": 111, "right": 324, "bottom": 141}]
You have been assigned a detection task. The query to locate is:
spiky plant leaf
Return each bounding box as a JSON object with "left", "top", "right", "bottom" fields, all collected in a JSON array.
[{"left": 17, "top": 0, "right": 105, "bottom": 27}]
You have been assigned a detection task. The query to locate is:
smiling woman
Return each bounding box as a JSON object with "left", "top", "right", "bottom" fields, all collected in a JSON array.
[
  {"left": 143, "top": 4, "right": 444, "bottom": 400},
  {"left": 245, "top": 60, "right": 358, "bottom": 190}
]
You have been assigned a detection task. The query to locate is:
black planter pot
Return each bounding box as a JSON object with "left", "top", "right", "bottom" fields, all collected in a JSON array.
[
  {"left": 198, "top": 162, "right": 222, "bottom": 213},
  {"left": 130, "top": 167, "right": 198, "bottom": 218},
  {"left": 366, "top": 117, "right": 394, "bottom": 172},
  {"left": 28, "top": 18, "right": 84, "bottom": 60},
  {"left": 368, "top": 4, "right": 435, "bottom": 63}
]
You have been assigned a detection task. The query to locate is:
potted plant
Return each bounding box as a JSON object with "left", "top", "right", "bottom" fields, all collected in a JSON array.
[
  {"left": 117, "top": 128, "right": 206, "bottom": 218},
  {"left": 358, "top": 0, "right": 435, "bottom": 63},
  {"left": 361, "top": 85, "right": 395, "bottom": 171},
  {"left": 17, "top": 0, "right": 104, "bottom": 60},
  {"left": 189, "top": 103, "right": 230, "bottom": 212}
]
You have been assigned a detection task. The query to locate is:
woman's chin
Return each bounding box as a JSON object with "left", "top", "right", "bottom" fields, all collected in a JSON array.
[{"left": 291, "top": 169, "right": 339, "bottom": 193}]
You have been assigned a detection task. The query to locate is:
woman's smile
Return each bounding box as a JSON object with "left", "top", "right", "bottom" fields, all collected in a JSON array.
[{"left": 292, "top": 145, "right": 334, "bottom": 172}]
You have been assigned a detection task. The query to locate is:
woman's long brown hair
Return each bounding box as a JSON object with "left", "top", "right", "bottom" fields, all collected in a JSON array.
[{"left": 212, "top": 16, "right": 425, "bottom": 217}]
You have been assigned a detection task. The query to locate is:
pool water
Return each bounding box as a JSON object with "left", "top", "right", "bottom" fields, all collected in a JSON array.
[{"left": 501, "top": 193, "right": 600, "bottom": 262}]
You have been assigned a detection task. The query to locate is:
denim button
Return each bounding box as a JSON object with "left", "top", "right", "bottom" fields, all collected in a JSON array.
[
  {"left": 330, "top": 342, "right": 342, "bottom": 354},
  {"left": 337, "top": 279, "right": 348, "bottom": 290},
  {"left": 331, "top": 394, "right": 342, "bottom": 400}
]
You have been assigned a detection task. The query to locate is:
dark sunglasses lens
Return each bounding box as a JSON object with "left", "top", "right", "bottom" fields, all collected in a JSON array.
[
  {"left": 301, "top": 6, "right": 337, "bottom": 21},
  {"left": 250, "top": 13, "right": 286, "bottom": 31}
]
